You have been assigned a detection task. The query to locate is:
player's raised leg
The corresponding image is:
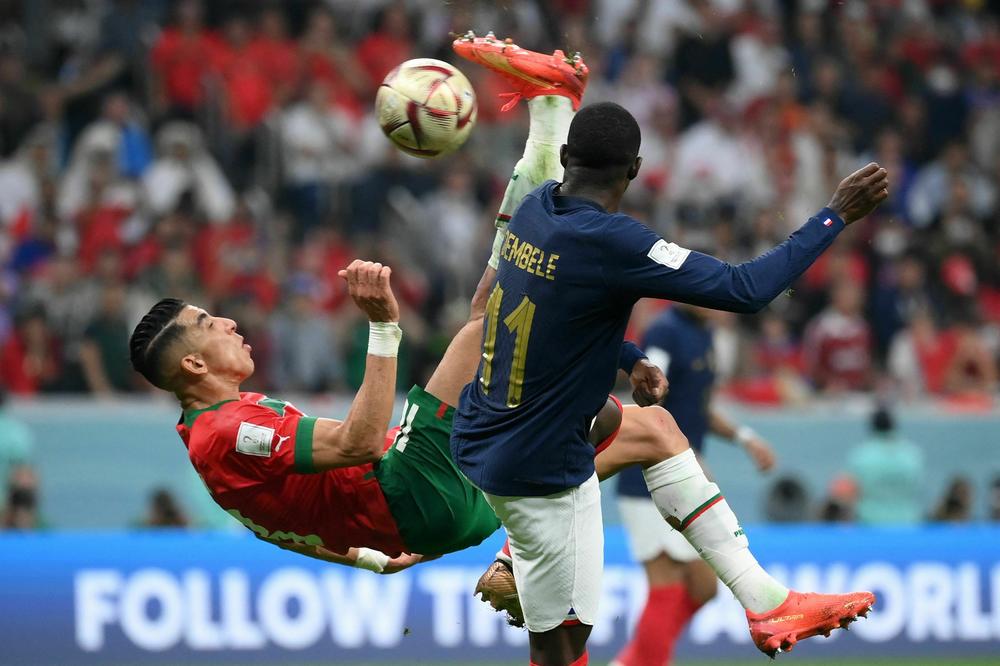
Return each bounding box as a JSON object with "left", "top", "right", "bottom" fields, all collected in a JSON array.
[{"left": 598, "top": 405, "right": 874, "bottom": 658}]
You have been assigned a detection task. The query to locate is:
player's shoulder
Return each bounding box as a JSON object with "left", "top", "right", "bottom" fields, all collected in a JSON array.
[{"left": 185, "top": 397, "right": 284, "bottom": 450}]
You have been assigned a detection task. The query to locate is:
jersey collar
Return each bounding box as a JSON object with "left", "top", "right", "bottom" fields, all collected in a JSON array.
[
  {"left": 549, "top": 182, "right": 608, "bottom": 214},
  {"left": 181, "top": 399, "right": 239, "bottom": 429}
]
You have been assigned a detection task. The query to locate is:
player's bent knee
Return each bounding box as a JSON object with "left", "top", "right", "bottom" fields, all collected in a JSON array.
[{"left": 639, "top": 406, "right": 690, "bottom": 460}]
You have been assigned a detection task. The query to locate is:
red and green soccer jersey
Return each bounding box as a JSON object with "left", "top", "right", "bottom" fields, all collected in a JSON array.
[{"left": 176, "top": 392, "right": 407, "bottom": 556}]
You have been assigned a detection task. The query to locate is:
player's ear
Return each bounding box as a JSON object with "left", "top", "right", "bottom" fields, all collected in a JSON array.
[
  {"left": 627, "top": 156, "right": 642, "bottom": 181},
  {"left": 179, "top": 353, "right": 208, "bottom": 377},
  {"left": 559, "top": 144, "right": 568, "bottom": 169}
]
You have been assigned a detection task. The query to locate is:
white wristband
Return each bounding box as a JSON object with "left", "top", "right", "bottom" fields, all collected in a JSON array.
[
  {"left": 368, "top": 322, "right": 402, "bottom": 358},
  {"left": 354, "top": 547, "right": 390, "bottom": 573},
  {"left": 734, "top": 426, "right": 757, "bottom": 448}
]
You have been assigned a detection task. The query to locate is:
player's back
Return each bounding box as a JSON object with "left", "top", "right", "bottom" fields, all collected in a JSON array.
[
  {"left": 452, "top": 181, "right": 634, "bottom": 497},
  {"left": 177, "top": 393, "right": 406, "bottom": 555}
]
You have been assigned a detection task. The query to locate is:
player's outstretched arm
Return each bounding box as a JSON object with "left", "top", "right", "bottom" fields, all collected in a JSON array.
[
  {"left": 309, "top": 261, "right": 402, "bottom": 471},
  {"left": 611, "top": 163, "right": 889, "bottom": 314}
]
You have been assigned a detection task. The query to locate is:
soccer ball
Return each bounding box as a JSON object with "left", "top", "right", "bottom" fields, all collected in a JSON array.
[{"left": 376, "top": 58, "right": 477, "bottom": 158}]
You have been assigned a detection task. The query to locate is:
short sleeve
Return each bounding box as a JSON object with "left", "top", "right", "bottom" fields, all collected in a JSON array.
[{"left": 218, "top": 405, "right": 321, "bottom": 481}]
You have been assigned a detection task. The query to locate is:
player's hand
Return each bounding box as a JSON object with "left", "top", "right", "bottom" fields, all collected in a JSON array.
[
  {"left": 339, "top": 260, "right": 400, "bottom": 322},
  {"left": 826, "top": 162, "right": 889, "bottom": 224},
  {"left": 629, "top": 358, "right": 668, "bottom": 406},
  {"left": 743, "top": 436, "right": 776, "bottom": 473},
  {"left": 382, "top": 552, "right": 423, "bottom": 574}
]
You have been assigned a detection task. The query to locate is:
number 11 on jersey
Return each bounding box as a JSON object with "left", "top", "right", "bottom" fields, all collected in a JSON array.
[{"left": 480, "top": 283, "right": 537, "bottom": 408}]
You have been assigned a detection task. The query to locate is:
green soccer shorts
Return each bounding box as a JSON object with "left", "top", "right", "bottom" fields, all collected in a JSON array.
[{"left": 375, "top": 385, "right": 502, "bottom": 555}]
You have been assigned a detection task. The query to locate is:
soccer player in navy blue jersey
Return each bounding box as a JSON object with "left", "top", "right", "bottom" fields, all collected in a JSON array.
[
  {"left": 451, "top": 35, "right": 884, "bottom": 666},
  {"left": 613, "top": 304, "right": 777, "bottom": 666}
]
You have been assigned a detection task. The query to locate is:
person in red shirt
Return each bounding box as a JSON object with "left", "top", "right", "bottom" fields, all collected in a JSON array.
[
  {"left": 803, "top": 282, "right": 873, "bottom": 392},
  {"left": 149, "top": 0, "right": 220, "bottom": 117},
  {"left": 247, "top": 6, "right": 299, "bottom": 107},
  {"left": 356, "top": 5, "right": 413, "bottom": 93},
  {"left": 0, "top": 307, "right": 62, "bottom": 395}
]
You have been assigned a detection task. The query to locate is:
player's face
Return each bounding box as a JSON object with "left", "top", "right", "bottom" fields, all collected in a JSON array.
[{"left": 178, "top": 306, "right": 255, "bottom": 381}]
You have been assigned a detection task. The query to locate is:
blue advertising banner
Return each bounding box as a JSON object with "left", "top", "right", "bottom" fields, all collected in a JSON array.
[{"left": 2, "top": 526, "right": 999, "bottom": 664}]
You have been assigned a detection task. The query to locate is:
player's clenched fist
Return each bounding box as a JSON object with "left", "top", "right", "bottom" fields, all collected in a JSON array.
[
  {"left": 338, "top": 260, "right": 400, "bottom": 322},
  {"left": 827, "top": 162, "right": 890, "bottom": 224}
]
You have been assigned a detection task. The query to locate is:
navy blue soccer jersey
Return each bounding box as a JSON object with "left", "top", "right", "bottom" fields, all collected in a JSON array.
[
  {"left": 451, "top": 180, "right": 845, "bottom": 497},
  {"left": 618, "top": 307, "right": 715, "bottom": 498}
]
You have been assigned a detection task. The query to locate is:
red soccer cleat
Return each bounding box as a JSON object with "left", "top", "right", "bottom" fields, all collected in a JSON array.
[
  {"left": 746, "top": 590, "right": 875, "bottom": 658},
  {"left": 452, "top": 30, "right": 588, "bottom": 111}
]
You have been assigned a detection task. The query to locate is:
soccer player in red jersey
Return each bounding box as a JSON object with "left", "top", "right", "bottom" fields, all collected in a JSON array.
[{"left": 130, "top": 260, "right": 507, "bottom": 572}]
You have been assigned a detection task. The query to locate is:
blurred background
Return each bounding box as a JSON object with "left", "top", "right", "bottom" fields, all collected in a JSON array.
[{"left": 0, "top": 0, "right": 998, "bottom": 664}]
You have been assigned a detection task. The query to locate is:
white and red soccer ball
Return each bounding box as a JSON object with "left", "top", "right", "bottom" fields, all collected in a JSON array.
[{"left": 376, "top": 58, "right": 477, "bottom": 158}]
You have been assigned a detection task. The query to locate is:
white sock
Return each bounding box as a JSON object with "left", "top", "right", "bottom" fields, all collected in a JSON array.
[
  {"left": 488, "top": 96, "right": 574, "bottom": 269},
  {"left": 643, "top": 449, "right": 789, "bottom": 614}
]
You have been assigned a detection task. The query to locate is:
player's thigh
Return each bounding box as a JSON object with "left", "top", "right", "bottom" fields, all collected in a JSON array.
[
  {"left": 484, "top": 475, "right": 604, "bottom": 633},
  {"left": 596, "top": 405, "right": 689, "bottom": 481}
]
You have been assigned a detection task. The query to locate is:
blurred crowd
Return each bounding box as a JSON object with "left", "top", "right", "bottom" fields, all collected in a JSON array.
[{"left": 0, "top": 0, "right": 998, "bottom": 405}]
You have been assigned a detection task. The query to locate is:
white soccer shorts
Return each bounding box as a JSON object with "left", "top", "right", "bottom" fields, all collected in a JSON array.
[
  {"left": 618, "top": 495, "right": 699, "bottom": 564},
  {"left": 483, "top": 473, "right": 603, "bottom": 632}
]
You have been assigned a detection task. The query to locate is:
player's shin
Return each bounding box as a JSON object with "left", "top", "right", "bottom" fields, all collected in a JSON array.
[
  {"left": 642, "top": 449, "right": 789, "bottom": 614},
  {"left": 489, "top": 96, "right": 574, "bottom": 269}
]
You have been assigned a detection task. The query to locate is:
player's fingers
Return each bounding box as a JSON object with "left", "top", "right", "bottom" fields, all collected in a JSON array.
[
  {"left": 337, "top": 269, "right": 348, "bottom": 279},
  {"left": 861, "top": 167, "right": 888, "bottom": 187},
  {"left": 854, "top": 162, "right": 879, "bottom": 179}
]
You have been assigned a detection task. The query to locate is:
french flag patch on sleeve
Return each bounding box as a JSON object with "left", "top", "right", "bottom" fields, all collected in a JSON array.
[{"left": 823, "top": 217, "right": 833, "bottom": 227}]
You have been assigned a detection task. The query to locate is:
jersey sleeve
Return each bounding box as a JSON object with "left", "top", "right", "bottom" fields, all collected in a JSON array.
[
  {"left": 618, "top": 341, "right": 647, "bottom": 373},
  {"left": 604, "top": 209, "right": 845, "bottom": 313},
  {"left": 218, "top": 405, "right": 321, "bottom": 480}
]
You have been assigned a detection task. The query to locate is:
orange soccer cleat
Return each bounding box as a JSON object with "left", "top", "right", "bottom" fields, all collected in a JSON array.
[
  {"left": 452, "top": 30, "right": 588, "bottom": 111},
  {"left": 746, "top": 589, "right": 876, "bottom": 658}
]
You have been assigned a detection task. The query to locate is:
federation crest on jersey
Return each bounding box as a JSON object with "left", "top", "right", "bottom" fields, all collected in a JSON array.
[{"left": 236, "top": 422, "right": 274, "bottom": 457}]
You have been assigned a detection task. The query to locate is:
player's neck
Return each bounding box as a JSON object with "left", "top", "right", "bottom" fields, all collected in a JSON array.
[
  {"left": 558, "top": 178, "right": 624, "bottom": 213},
  {"left": 178, "top": 376, "right": 242, "bottom": 413}
]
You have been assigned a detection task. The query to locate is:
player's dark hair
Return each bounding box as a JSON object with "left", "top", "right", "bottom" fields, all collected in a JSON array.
[
  {"left": 129, "top": 298, "right": 188, "bottom": 389},
  {"left": 565, "top": 102, "right": 641, "bottom": 172}
]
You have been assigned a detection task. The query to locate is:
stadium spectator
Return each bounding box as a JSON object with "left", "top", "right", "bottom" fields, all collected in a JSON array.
[
  {"left": 356, "top": 4, "right": 414, "bottom": 94},
  {"left": 298, "top": 7, "right": 365, "bottom": 120},
  {"left": 817, "top": 475, "right": 857, "bottom": 523},
  {"left": 0, "top": 306, "right": 62, "bottom": 395},
  {"left": 279, "top": 79, "right": 359, "bottom": 239},
  {"left": 803, "top": 283, "right": 873, "bottom": 393},
  {"left": 0, "top": 389, "right": 33, "bottom": 499},
  {"left": 931, "top": 477, "right": 975, "bottom": 522},
  {"left": 140, "top": 488, "right": 189, "bottom": 528},
  {"left": 1, "top": 464, "right": 41, "bottom": 530},
  {"left": 763, "top": 477, "right": 811, "bottom": 523},
  {"left": 247, "top": 6, "right": 298, "bottom": 108},
  {"left": 989, "top": 476, "right": 1000, "bottom": 521},
  {"left": 149, "top": 0, "right": 217, "bottom": 118},
  {"left": 846, "top": 408, "right": 925, "bottom": 525},
  {"left": 79, "top": 282, "right": 139, "bottom": 395},
  {"left": 142, "top": 121, "right": 235, "bottom": 223},
  {"left": 269, "top": 276, "right": 345, "bottom": 393}
]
